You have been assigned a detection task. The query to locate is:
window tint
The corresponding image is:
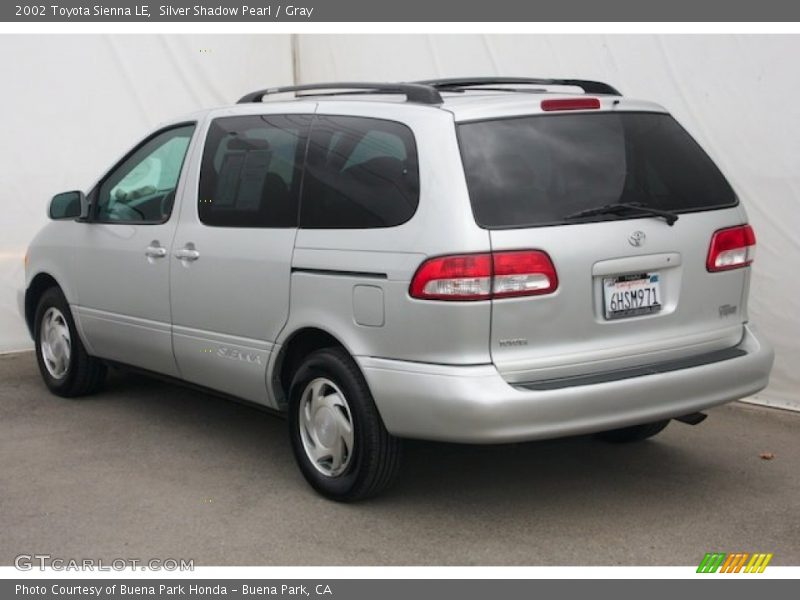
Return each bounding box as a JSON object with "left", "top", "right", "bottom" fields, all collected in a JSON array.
[
  {"left": 198, "top": 114, "right": 312, "bottom": 228},
  {"left": 458, "top": 112, "right": 737, "bottom": 229},
  {"left": 300, "top": 115, "right": 419, "bottom": 229},
  {"left": 96, "top": 124, "right": 195, "bottom": 223}
]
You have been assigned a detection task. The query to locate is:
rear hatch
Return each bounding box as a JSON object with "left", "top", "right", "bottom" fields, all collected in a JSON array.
[{"left": 457, "top": 108, "right": 752, "bottom": 383}]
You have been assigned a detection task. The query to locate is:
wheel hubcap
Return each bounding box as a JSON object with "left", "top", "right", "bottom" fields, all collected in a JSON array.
[
  {"left": 40, "top": 307, "right": 71, "bottom": 379},
  {"left": 298, "top": 377, "right": 354, "bottom": 477}
]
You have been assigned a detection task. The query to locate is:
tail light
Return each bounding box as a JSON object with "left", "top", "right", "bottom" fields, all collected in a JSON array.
[
  {"left": 409, "top": 253, "right": 491, "bottom": 301},
  {"left": 410, "top": 250, "right": 558, "bottom": 301},
  {"left": 707, "top": 224, "right": 756, "bottom": 272},
  {"left": 492, "top": 250, "right": 559, "bottom": 298}
]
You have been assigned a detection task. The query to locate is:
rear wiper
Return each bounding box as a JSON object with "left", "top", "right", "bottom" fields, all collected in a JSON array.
[{"left": 565, "top": 202, "right": 679, "bottom": 226}]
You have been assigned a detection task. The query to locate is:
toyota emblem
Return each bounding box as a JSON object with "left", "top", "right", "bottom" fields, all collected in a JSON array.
[{"left": 629, "top": 231, "right": 646, "bottom": 247}]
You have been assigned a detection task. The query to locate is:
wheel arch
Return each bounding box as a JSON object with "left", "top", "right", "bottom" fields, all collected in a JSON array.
[
  {"left": 24, "top": 272, "right": 64, "bottom": 336},
  {"left": 270, "top": 326, "right": 354, "bottom": 409}
]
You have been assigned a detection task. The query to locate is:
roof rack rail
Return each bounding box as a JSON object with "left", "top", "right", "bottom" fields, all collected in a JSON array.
[
  {"left": 417, "top": 77, "right": 621, "bottom": 96},
  {"left": 237, "top": 82, "right": 443, "bottom": 105}
]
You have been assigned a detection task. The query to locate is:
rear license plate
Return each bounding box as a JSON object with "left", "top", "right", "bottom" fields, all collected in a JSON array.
[{"left": 603, "top": 272, "right": 662, "bottom": 320}]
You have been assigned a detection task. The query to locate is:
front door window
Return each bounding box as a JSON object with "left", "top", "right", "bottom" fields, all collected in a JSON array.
[{"left": 95, "top": 124, "right": 195, "bottom": 223}]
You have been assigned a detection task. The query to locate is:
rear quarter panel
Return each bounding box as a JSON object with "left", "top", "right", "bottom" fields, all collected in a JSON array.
[{"left": 279, "top": 103, "right": 492, "bottom": 368}]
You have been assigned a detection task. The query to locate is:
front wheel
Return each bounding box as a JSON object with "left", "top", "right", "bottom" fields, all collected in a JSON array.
[
  {"left": 34, "top": 287, "right": 106, "bottom": 397},
  {"left": 288, "top": 348, "right": 402, "bottom": 501},
  {"left": 594, "top": 419, "right": 670, "bottom": 443}
]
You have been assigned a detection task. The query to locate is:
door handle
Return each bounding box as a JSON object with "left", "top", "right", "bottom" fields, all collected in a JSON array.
[
  {"left": 175, "top": 245, "right": 200, "bottom": 262},
  {"left": 145, "top": 243, "right": 167, "bottom": 259}
]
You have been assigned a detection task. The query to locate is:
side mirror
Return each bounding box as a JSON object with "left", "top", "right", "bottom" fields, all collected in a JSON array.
[{"left": 49, "top": 191, "right": 89, "bottom": 220}]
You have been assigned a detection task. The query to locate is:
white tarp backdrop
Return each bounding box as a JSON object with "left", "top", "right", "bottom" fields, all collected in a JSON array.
[{"left": 1, "top": 34, "right": 797, "bottom": 410}]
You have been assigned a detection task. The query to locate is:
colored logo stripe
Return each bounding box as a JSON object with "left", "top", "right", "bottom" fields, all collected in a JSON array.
[
  {"left": 720, "top": 553, "right": 749, "bottom": 573},
  {"left": 697, "top": 553, "right": 726, "bottom": 573},
  {"left": 745, "top": 553, "right": 773, "bottom": 573}
]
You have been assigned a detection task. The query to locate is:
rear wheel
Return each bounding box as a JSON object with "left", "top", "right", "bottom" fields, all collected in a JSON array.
[
  {"left": 595, "top": 420, "right": 670, "bottom": 443},
  {"left": 34, "top": 287, "right": 106, "bottom": 397},
  {"left": 288, "top": 347, "right": 402, "bottom": 501}
]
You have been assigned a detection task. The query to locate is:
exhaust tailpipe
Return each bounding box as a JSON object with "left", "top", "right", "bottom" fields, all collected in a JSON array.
[{"left": 675, "top": 412, "right": 708, "bottom": 426}]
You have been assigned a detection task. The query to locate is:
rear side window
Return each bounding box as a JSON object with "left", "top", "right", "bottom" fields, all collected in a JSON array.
[
  {"left": 300, "top": 115, "right": 420, "bottom": 229},
  {"left": 458, "top": 112, "right": 737, "bottom": 229},
  {"left": 198, "top": 114, "right": 312, "bottom": 227}
]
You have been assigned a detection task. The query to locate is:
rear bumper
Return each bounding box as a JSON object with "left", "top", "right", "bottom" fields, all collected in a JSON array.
[{"left": 358, "top": 324, "right": 774, "bottom": 443}]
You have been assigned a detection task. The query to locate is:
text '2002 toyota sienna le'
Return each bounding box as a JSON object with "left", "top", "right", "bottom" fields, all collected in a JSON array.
[{"left": 22, "top": 78, "right": 774, "bottom": 501}]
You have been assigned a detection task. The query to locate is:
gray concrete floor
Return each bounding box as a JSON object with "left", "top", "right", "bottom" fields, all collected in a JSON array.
[{"left": 1, "top": 350, "right": 798, "bottom": 566}]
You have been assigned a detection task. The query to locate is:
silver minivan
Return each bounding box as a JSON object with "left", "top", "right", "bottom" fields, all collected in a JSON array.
[{"left": 22, "top": 78, "right": 774, "bottom": 500}]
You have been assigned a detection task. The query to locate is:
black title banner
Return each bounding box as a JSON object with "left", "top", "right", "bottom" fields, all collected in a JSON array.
[{"left": 5, "top": 0, "right": 800, "bottom": 22}]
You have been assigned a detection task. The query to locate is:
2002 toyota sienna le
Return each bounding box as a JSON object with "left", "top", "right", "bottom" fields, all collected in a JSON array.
[{"left": 21, "top": 78, "right": 774, "bottom": 501}]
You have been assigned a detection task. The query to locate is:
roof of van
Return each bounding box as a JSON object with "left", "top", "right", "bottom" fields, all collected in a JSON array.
[
  {"left": 173, "top": 81, "right": 669, "bottom": 126},
  {"left": 250, "top": 92, "right": 666, "bottom": 121}
]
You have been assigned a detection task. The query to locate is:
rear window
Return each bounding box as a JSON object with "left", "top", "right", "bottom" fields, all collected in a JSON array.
[{"left": 457, "top": 112, "right": 737, "bottom": 229}]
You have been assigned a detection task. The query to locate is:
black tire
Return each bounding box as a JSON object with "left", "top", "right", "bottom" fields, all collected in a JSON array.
[
  {"left": 595, "top": 419, "right": 670, "bottom": 443},
  {"left": 33, "top": 286, "right": 107, "bottom": 397},
  {"left": 288, "top": 347, "right": 402, "bottom": 502}
]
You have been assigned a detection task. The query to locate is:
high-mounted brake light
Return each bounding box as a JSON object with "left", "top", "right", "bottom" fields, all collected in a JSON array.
[
  {"left": 706, "top": 224, "right": 756, "bottom": 272},
  {"left": 541, "top": 98, "right": 601, "bottom": 112},
  {"left": 410, "top": 251, "right": 558, "bottom": 301}
]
